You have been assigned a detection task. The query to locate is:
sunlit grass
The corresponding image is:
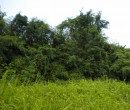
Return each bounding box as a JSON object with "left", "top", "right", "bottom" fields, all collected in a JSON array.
[{"left": 0, "top": 78, "right": 130, "bottom": 110}]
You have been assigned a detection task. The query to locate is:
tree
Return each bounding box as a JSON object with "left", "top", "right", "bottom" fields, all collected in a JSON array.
[
  {"left": 10, "top": 13, "right": 28, "bottom": 37},
  {"left": 0, "top": 36, "right": 24, "bottom": 65},
  {"left": 110, "top": 46, "right": 130, "bottom": 81},
  {"left": 57, "top": 10, "right": 110, "bottom": 79},
  {"left": 25, "top": 18, "right": 51, "bottom": 46},
  {"left": 0, "top": 11, "right": 6, "bottom": 35},
  {"left": 1, "top": 10, "right": 130, "bottom": 82}
]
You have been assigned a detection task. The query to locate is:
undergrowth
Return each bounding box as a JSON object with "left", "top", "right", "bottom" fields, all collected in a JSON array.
[{"left": 0, "top": 76, "right": 130, "bottom": 110}]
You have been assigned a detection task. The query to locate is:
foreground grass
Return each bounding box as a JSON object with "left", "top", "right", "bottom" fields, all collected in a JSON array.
[{"left": 0, "top": 79, "right": 130, "bottom": 110}]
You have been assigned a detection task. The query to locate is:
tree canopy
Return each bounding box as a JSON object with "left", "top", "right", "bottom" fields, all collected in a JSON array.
[{"left": 0, "top": 10, "right": 130, "bottom": 82}]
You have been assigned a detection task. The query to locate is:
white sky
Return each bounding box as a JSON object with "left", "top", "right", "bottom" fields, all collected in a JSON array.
[{"left": 1, "top": 0, "right": 130, "bottom": 48}]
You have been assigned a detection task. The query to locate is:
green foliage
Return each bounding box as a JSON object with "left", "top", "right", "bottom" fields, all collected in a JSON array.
[
  {"left": 25, "top": 18, "right": 51, "bottom": 46},
  {"left": 1, "top": 79, "right": 130, "bottom": 109},
  {"left": 10, "top": 13, "right": 28, "bottom": 37},
  {"left": 56, "top": 10, "right": 111, "bottom": 80},
  {"left": 0, "top": 36, "right": 24, "bottom": 65},
  {"left": 0, "top": 9, "right": 130, "bottom": 82},
  {"left": 110, "top": 47, "right": 130, "bottom": 81},
  {"left": 1, "top": 9, "right": 130, "bottom": 110},
  {"left": 0, "top": 11, "right": 6, "bottom": 35}
]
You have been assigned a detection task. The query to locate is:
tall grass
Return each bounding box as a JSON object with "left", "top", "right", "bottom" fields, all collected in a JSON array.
[{"left": 0, "top": 77, "right": 130, "bottom": 110}]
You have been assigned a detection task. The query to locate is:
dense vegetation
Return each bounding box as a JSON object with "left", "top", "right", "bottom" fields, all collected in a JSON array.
[
  {"left": 1, "top": 9, "right": 130, "bottom": 110},
  {"left": 0, "top": 10, "right": 130, "bottom": 82},
  {"left": 1, "top": 78, "right": 130, "bottom": 109}
]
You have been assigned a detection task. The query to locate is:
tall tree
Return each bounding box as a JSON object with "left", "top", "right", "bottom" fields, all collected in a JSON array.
[
  {"left": 0, "top": 11, "right": 6, "bottom": 35},
  {"left": 25, "top": 18, "right": 51, "bottom": 46},
  {"left": 10, "top": 13, "right": 28, "bottom": 38},
  {"left": 57, "top": 10, "right": 110, "bottom": 79}
]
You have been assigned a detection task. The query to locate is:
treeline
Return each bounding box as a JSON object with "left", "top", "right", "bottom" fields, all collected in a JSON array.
[{"left": 0, "top": 10, "right": 130, "bottom": 82}]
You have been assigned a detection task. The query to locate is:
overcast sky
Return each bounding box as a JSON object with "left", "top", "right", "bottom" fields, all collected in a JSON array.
[{"left": 1, "top": 0, "right": 130, "bottom": 48}]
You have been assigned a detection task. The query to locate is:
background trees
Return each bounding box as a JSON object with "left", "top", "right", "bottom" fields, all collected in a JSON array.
[
  {"left": 0, "top": 11, "right": 6, "bottom": 35},
  {"left": 57, "top": 11, "right": 110, "bottom": 79},
  {"left": 10, "top": 13, "right": 28, "bottom": 37},
  {"left": 25, "top": 18, "right": 52, "bottom": 46},
  {"left": 0, "top": 10, "right": 130, "bottom": 81}
]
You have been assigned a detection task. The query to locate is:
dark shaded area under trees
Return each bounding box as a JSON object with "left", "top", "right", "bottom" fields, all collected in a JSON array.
[{"left": 0, "top": 10, "right": 130, "bottom": 82}]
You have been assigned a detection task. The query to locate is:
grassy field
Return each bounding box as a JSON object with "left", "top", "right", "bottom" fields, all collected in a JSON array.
[{"left": 0, "top": 78, "right": 130, "bottom": 110}]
